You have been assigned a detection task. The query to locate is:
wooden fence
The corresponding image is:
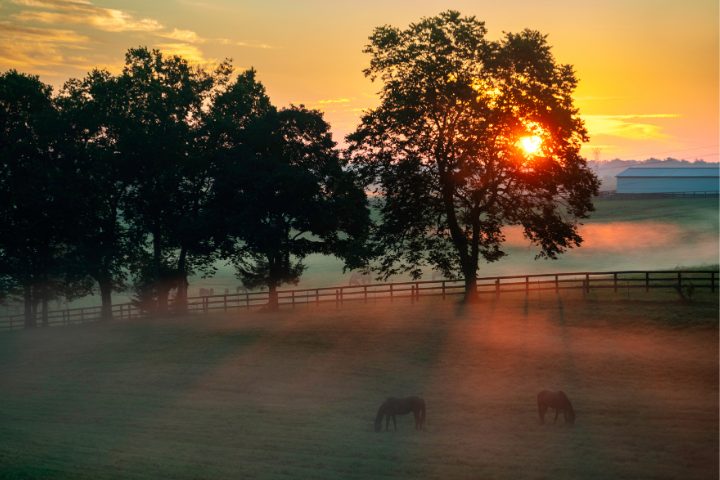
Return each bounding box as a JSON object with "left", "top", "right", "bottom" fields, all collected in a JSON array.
[{"left": 0, "top": 269, "right": 716, "bottom": 331}]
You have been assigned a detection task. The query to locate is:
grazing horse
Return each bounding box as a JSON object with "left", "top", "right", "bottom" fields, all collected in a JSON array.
[
  {"left": 537, "top": 390, "right": 575, "bottom": 425},
  {"left": 374, "top": 396, "right": 426, "bottom": 432}
]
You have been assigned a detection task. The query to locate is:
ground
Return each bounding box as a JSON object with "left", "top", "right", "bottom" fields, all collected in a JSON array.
[{"left": 0, "top": 291, "right": 717, "bottom": 479}]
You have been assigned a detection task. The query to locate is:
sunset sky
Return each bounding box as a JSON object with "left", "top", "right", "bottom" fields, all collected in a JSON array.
[{"left": 0, "top": 0, "right": 717, "bottom": 161}]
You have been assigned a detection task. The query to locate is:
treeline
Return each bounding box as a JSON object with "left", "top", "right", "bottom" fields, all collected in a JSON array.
[
  {"left": 0, "top": 48, "right": 370, "bottom": 327},
  {"left": 2, "top": 11, "right": 603, "bottom": 327}
]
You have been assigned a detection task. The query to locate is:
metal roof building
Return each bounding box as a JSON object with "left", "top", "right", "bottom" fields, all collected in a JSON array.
[{"left": 615, "top": 167, "right": 719, "bottom": 194}]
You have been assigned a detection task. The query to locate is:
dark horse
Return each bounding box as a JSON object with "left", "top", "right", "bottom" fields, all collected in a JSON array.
[
  {"left": 537, "top": 390, "right": 575, "bottom": 425},
  {"left": 374, "top": 396, "right": 426, "bottom": 432}
]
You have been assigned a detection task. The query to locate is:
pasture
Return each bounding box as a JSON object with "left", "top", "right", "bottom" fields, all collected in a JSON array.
[
  {"left": 194, "top": 196, "right": 720, "bottom": 291},
  {"left": 0, "top": 291, "right": 717, "bottom": 479}
]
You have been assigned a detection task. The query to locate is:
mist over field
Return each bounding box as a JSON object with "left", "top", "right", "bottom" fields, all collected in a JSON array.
[
  {"left": 1, "top": 295, "right": 716, "bottom": 479},
  {"left": 187, "top": 197, "right": 720, "bottom": 289},
  {"left": 6, "top": 196, "right": 711, "bottom": 315}
]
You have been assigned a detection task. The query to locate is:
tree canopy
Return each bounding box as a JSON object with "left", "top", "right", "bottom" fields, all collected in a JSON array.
[
  {"left": 348, "top": 11, "right": 600, "bottom": 300},
  {"left": 209, "top": 72, "right": 370, "bottom": 309}
]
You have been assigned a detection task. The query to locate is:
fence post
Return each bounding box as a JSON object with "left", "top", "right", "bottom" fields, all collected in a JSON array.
[
  {"left": 555, "top": 275, "right": 559, "bottom": 293},
  {"left": 364, "top": 285, "right": 368, "bottom": 303},
  {"left": 415, "top": 282, "right": 420, "bottom": 302},
  {"left": 245, "top": 292, "right": 250, "bottom": 310},
  {"left": 645, "top": 272, "right": 650, "bottom": 292},
  {"left": 442, "top": 281, "right": 446, "bottom": 300},
  {"left": 390, "top": 284, "right": 394, "bottom": 302},
  {"left": 291, "top": 290, "right": 295, "bottom": 309},
  {"left": 316, "top": 289, "right": 320, "bottom": 306},
  {"left": 223, "top": 295, "right": 227, "bottom": 312},
  {"left": 711, "top": 272, "right": 716, "bottom": 293},
  {"left": 613, "top": 273, "right": 618, "bottom": 293},
  {"left": 677, "top": 271, "right": 682, "bottom": 290},
  {"left": 495, "top": 278, "right": 500, "bottom": 299},
  {"left": 525, "top": 276, "right": 529, "bottom": 296},
  {"left": 335, "top": 289, "right": 339, "bottom": 308},
  {"left": 80, "top": 308, "right": 84, "bottom": 323},
  {"left": 585, "top": 273, "right": 590, "bottom": 294}
]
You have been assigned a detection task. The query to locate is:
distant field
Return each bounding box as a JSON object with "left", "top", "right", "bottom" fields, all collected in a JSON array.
[
  {"left": 2, "top": 196, "right": 717, "bottom": 312},
  {"left": 0, "top": 291, "right": 717, "bottom": 479},
  {"left": 189, "top": 196, "right": 720, "bottom": 288}
]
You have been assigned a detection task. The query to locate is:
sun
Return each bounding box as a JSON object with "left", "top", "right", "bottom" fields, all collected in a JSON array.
[{"left": 518, "top": 135, "right": 542, "bottom": 156}]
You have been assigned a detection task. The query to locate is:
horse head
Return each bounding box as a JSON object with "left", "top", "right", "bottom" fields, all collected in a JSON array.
[{"left": 374, "top": 418, "right": 382, "bottom": 432}]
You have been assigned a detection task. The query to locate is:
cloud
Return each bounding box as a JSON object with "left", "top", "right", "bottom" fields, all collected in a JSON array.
[
  {"left": 582, "top": 114, "right": 681, "bottom": 140},
  {"left": 154, "top": 43, "right": 216, "bottom": 68},
  {"left": 3, "top": 0, "right": 274, "bottom": 75},
  {"left": 0, "top": 21, "right": 91, "bottom": 73},
  {"left": 317, "top": 98, "right": 351, "bottom": 105},
  {"left": 216, "top": 38, "right": 275, "bottom": 49},
  {"left": 11, "top": 0, "right": 163, "bottom": 32},
  {"left": 160, "top": 28, "right": 204, "bottom": 44}
]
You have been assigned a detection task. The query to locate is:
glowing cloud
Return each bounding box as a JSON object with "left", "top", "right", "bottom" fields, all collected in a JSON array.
[
  {"left": 11, "top": 0, "right": 163, "bottom": 32},
  {"left": 583, "top": 114, "right": 681, "bottom": 140},
  {"left": 317, "top": 98, "right": 351, "bottom": 105},
  {"left": 0, "top": 21, "right": 90, "bottom": 72},
  {"left": 161, "top": 28, "right": 204, "bottom": 44}
]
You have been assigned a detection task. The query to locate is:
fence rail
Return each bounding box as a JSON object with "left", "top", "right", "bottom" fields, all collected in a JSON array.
[{"left": 1, "top": 270, "right": 717, "bottom": 331}]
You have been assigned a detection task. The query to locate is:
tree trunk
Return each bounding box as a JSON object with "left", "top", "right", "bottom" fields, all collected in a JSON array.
[
  {"left": 157, "top": 286, "right": 169, "bottom": 315},
  {"left": 267, "top": 282, "right": 279, "bottom": 311},
  {"left": 463, "top": 275, "right": 479, "bottom": 303},
  {"left": 41, "top": 290, "right": 49, "bottom": 328},
  {"left": 152, "top": 231, "right": 167, "bottom": 314},
  {"left": 99, "top": 278, "right": 113, "bottom": 321},
  {"left": 23, "top": 283, "right": 35, "bottom": 329},
  {"left": 175, "top": 247, "right": 188, "bottom": 314}
]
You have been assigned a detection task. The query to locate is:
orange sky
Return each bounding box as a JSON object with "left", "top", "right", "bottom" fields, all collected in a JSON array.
[{"left": 0, "top": 0, "right": 717, "bottom": 161}]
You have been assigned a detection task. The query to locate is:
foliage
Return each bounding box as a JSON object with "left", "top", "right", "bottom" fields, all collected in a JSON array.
[
  {"left": 208, "top": 72, "right": 370, "bottom": 308},
  {"left": 0, "top": 70, "right": 90, "bottom": 326},
  {"left": 112, "top": 48, "right": 231, "bottom": 313},
  {"left": 348, "top": 11, "right": 600, "bottom": 299}
]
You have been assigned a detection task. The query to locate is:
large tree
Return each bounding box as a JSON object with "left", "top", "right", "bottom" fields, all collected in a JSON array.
[
  {"left": 348, "top": 11, "right": 600, "bottom": 301},
  {"left": 56, "top": 69, "right": 134, "bottom": 321},
  {"left": 0, "top": 71, "right": 86, "bottom": 327},
  {"left": 114, "top": 48, "right": 228, "bottom": 313},
  {"left": 209, "top": 71, "right": 370, "bottom": 309}
]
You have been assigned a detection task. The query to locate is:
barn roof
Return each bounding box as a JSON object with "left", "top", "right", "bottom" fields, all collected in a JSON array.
[{"left": 616, "top": 167, "right": 720, "bottom": 178}]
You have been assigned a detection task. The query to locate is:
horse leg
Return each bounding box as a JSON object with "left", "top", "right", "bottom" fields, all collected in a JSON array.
[
  {"left": 392, "top": 415, "right": 397, "bottom": 431},
  {"left": 554, "top": 409, "right": 559, "bottom": 423},
  {"left": 385, "top": 415, "right": 390, "bottom": 431},
  {"left": 413, "top": 411, "right": 419, "bottom": 430},
  {"left": 538, "top": 404, "right": 547, "bottom": 424}
]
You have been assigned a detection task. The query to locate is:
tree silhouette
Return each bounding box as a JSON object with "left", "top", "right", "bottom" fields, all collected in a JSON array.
[
  {"left": 57, "top": 69, "right": 136, "bottom": 321},
  {"left": 348, "top": 11, "right": 600, "bottom": 301},
  {"left": 208, "top": 72, "right": 370, "bottom": 309},
  {"left": 113, "top": 48, "right": 228, "bottom": 313},
  {"left": 0, "top": 71, "right": 89, "bottom": 326}
]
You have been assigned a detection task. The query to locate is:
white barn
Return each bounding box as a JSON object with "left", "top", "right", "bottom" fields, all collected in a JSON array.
[{"left": 615, "top": 167, "right": 719, "bottom": 194}]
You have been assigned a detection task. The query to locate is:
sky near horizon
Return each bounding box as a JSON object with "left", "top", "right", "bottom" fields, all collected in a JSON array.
[{"left": 0, "top": 0, "right": 717, "bottom": 162}]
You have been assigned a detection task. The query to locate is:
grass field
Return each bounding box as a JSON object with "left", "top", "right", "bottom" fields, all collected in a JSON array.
[
  {"left": 4, "top": 196, "right": 713, "bottom": 313},
  {"left": 0, "top": 291, "right": 717, "bottom": 479}
]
